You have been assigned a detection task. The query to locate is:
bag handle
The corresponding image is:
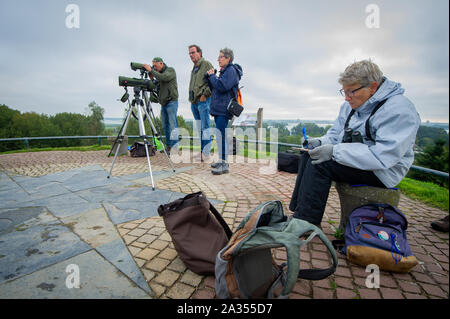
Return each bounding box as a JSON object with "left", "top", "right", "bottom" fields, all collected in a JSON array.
[
  {"left": 279, "top": 220, "right": 339, "bottom": 296},
  {"left": 296, "top": 226, "right": 339, "bottom": 280},
  {"left": 208, "top": 201, "right": 233, "bottom": 239}
]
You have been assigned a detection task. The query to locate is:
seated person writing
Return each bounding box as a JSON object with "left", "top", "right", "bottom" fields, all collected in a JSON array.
[{"left": 289, "top": 59, "right": 421, "bottom": 227}]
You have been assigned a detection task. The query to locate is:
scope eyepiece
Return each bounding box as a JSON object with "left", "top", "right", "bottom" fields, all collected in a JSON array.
[{"left": 130, "top": 62, "right": 146, "bottom": 71}]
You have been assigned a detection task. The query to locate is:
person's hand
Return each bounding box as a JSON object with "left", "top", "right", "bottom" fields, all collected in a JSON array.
[
  {"left": 143, "top": 64, "right": 154, "bottom": 79},
  {"left": 199, "top": 95, "right": 206, "bottom": 102},
  {"left": 309, "top": 144, "right": 334, "bottom": 165},
  {"left": 207, "top": 68, "right": 215, "bottom": 75},
  {"left": 302, "top": 137, "right": 321, "bottom": 150}
]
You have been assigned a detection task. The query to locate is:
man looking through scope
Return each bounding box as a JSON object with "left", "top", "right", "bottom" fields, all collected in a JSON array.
[{"left": 143, "top": 58, "right": 179, "bottom": 155}]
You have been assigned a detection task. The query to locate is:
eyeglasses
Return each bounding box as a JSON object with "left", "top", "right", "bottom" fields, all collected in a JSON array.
[
  {"left": 218, "top": 55, "right": 227, "bottom": 60},
  {"left": 339, "top": 86, "right": 366, "bottom": 98}
]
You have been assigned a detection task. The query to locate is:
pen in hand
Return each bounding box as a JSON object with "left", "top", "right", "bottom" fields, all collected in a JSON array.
[{"left": 302, "top": 127, "right": 308, "bottom": 149}]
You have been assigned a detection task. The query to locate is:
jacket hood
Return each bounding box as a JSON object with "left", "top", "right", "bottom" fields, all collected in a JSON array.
[
  {"left": 372, "top": 77, "right": 404, "bottom": 101},
  {"left": 229, "top": 63, "right": 243, "bottom": 80},
  {"left": 358, "top": 77, "right": 405, "bottom": 113}
]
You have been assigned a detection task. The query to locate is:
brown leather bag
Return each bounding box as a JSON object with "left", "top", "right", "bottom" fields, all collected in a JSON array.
[{"left": 157, "top": 192, "right": 232, "bottom": 275}]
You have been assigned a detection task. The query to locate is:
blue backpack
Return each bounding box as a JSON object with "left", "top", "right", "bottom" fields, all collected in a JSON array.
[{"left": 333, "top": 203, "right": 418, "bottom": 273}]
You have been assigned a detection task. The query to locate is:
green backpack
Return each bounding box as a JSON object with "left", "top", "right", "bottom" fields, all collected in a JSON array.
[{"left": 215, "top": 200, "right": 338, "bottom": 299}]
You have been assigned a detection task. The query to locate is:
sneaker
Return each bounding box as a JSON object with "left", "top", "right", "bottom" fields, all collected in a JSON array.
[
  {"left": 211, "top": 160, "right": 224, "bottom": 169},
  {"left": 211, "top": 162, "right": 229, "bottom": 175},
  {"left": 431, "top": 215, "right": 449, "bottom": 232}
]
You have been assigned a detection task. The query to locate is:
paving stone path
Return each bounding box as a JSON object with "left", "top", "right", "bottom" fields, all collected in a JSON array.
[{"left": 0, "top": 150, "right": 448, "bottom": 299}]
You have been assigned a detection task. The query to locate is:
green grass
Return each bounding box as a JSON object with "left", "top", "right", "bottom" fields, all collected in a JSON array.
[
  {"left": 397, "top": 177, "right": 449, "bottom": 212},
  {"left": 0, "top": 145, "right": 111, "bottom": 154}
]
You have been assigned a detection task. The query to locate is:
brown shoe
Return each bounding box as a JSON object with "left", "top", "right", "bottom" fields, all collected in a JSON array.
[{"left": 431, "top": 215, "right": 449, "bottom": 232}]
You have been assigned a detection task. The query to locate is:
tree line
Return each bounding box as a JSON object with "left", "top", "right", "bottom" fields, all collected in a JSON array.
[
  {"left": 0, "top": 103, "right": 194, "bottom": 152},
  {"left": 1, "top": 103, "right": 448, "bottom": 185}
]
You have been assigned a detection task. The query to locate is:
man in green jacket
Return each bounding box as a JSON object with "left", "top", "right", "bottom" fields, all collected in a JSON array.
[
  {"left": 144, "top": 57, "right": 179, "bottom": 153},
  {"left": 188, "top": 45, "right": 213, "bottom": 162}
]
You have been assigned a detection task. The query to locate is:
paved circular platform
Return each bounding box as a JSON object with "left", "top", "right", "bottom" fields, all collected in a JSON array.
[{"left": 0, "top": 150, "right": 448, "bottom": 299}]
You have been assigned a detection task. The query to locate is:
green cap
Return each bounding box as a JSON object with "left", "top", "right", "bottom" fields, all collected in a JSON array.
[{"left": 152, "top": 57, "right": 164, "bottom": 63}]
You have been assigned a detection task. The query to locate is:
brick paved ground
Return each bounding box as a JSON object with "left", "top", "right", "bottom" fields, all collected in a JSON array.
[{"left": 0, "top": 150, "right": 448, "bottom": 299}]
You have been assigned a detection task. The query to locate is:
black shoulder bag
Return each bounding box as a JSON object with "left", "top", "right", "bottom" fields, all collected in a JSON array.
[{"left": 227, "top": 87, "right": 244, "bottom": 117}]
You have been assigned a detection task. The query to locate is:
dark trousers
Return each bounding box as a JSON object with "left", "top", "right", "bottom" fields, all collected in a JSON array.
[
  {"left": 214, "top": 115, "right": 229, "bottom": 161},
  {"left": 289, "top": 152, "right": 386, "bottom": 225}
]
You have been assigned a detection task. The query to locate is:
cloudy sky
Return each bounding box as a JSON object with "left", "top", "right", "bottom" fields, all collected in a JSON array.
[{"left": 0, "top": 0, "right": 448, "bottom": 122}]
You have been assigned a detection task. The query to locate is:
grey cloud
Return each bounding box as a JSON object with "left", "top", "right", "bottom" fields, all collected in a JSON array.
[{"left": 0, "top": 0, "right": 448, "bottom": 122}]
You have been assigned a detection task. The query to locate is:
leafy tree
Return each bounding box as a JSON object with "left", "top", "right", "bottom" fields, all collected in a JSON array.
[
  {"left": 87, "top": 101, "right": 105, "bottom": 135},
  {"left": 291, "top": 122, "right": 327, "bottom": 138},
  {"left": 408, "top": 140, "right": 449, "bottom": 187},
  {"left": 416, "top": 126, "right": 449, "bottom": 148}
]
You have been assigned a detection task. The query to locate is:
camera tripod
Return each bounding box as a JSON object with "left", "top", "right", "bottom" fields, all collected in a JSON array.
[{"left": 107, "top": 85, "right": 175, "bottom": 191}]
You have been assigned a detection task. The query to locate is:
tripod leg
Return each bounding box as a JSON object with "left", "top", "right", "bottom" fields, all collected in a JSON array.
[
  {"left": 143, "top": 139, "right": 155, "bottom": 190},
  {"left": 142, "top": 95, "right": 176, "bottom": 172},
  {"left": 107, "top": 103, "right": 133, "bottom": 178},
  {"left": 135, "top": 96, "right": 157, "bottom": 191}
]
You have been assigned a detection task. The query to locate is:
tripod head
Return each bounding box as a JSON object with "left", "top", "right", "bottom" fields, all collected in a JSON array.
[{"left": 131, "top": 86, "right": 144, "bottom": 107}]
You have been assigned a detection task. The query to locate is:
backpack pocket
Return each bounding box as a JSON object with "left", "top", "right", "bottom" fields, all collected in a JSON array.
[{"left": 357, "top": 221, "right": 405, "bottom": 256}]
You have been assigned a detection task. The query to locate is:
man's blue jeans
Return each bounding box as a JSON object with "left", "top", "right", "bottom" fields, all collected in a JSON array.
[
  {"left": 214, "top": 115, "right": 229, "bottom": 161},
  {"left": 161, "top": 100, "right": 178, "bottom": 148},
  {"left": 191, "top": 98, "right": 211, "bottom": 155}
]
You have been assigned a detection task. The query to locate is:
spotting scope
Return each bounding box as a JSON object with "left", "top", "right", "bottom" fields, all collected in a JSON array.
[
  {"left": 130, "top": 62, "right": 147, "bottom": 71},
  {"left": 118, "top": 76, "right": 155, "bottom": 91}
]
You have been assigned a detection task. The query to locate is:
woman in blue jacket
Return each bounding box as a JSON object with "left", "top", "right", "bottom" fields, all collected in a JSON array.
[{"left": 206, "top": 47, "right": 243, "bottom": 175}]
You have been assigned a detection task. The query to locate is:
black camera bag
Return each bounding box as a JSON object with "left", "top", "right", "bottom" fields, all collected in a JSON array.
[
  {"left": 277, "top": 152, "right": 303, "bottom": 174},
  {"left": 227, "top": 99, "right": 244, "bottom": 117},
  {"left": 130, "top": 141, "right": 156, "bottom": 157}
]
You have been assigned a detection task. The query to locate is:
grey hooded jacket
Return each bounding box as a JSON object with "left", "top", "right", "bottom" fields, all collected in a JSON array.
[{"left": 319, "top": 77, "right": 421, "bottom": 188}]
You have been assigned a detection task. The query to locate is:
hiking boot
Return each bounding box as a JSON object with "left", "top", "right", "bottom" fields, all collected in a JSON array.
[
  {"left": 431, "top": 215, "right": 449, "bottom": 232},
  {"left": 211, "top": 160, "right": 224, "bottom": 169},
  {"left": 211, "top": 162, "right": 229, "bottom": 175}
]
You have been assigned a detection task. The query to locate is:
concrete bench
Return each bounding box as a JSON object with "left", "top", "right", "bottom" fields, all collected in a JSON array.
[{"left": 335, "top": 182, "right": 400, "bottom": 231}]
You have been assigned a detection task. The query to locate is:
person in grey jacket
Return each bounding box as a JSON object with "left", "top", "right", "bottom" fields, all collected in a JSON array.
[{"left": 289, "top": 59, "right": 420, "bottom": 226}]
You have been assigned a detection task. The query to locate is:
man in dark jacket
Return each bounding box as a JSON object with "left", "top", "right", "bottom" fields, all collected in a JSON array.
[
  {"left": 143, "top": 57, "right": 179, "bottom": 153},
  {"left": 206, "top": 48, "right": 243, "bottom": 175}
]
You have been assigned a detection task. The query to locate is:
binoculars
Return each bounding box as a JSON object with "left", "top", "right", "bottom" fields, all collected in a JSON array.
[{"left": 342, "top": 128, "right": 364, "bottom": 143}]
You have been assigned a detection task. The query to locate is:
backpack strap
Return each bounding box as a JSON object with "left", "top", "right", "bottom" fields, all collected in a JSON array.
[
  {"left": 344, "top": 109, "right": 356, "bottom": 130},
  {"left": 208, "top": 201, "right": 233, "bottom": 239},
  {"left": 365, "top": 99, "right": 387, "bottom": 141},
  {"left": 279, "top": 220, "right": 339, "bottom": 296},
  {"left": 296, "top": 227, "right": 339, "bottom": 281},
  {"left": 343, "top": 98, "right": 388, "bottom": 141}
]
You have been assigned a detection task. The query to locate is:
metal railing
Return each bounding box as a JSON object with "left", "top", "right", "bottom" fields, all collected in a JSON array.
[{"left": 0, "top": 135, "right": 448, "bottom": 179}]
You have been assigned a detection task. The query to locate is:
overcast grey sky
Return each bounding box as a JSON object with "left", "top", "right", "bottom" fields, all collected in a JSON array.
[{"left": 0, "top": 0, "right": 448, "bottom": 122}]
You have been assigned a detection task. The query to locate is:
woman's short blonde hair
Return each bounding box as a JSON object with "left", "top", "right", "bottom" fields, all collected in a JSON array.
[{"left": 338, "top": 59, "right": 383, "bottom": 87}]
